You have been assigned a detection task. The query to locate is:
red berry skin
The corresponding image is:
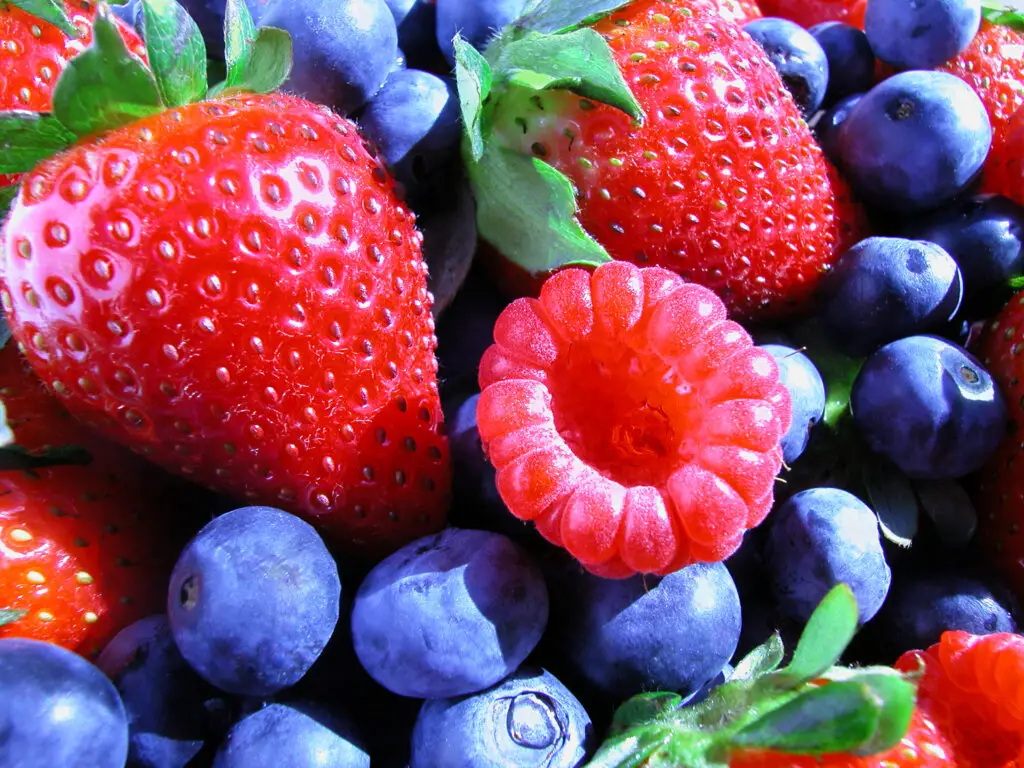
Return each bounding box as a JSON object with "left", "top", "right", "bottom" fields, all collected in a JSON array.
[
  {"left": 501, "top": 0, "right": 864, "bottom": 320},
  {"left": 896, "top": 631, "right": 1024, "bottom": 767},
  {"left": 755, "top": 0, "right": 867, "bottom": 29},
  {"left": 983, "top": 105, "right": 1024, "bottom": 209},
  {"left": 714, "top": 0, "right": 762, "bottom": 24},
  {"left": 476, "top": 261, "right": 790, "bottom": 578},
  {"left": 0, "top": 343, "right": 192, "bottom": 658},
  {"left": 0, "top": 93, "right": 451, "bottom": 557},
  {"left": 0, "top": 0, "right": 146, "bottom": 188}
]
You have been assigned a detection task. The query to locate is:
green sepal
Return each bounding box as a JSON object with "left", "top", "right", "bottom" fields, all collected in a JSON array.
[
  {"left": 982, "top": 1, "right": 1024, "bottom": 28},
  {"left": 607, "top": 692, "right": 683, "bottom": 737},
  {"left": 585, "top": 725, "right": 717, "bottom": 768},
  {"left": 515, "top": 0, "right": 635, "bottom": 34},
  {"left": 861, "top": 453, "right": 918, "bottom": 547},
  {"left": 823, "top": 667, "right": 918, "bottom": 756},
  {"left": 51, "top": 4, "right": 163, "bottom": 137},
  {"left": 214, "top": 0, "right": 291, "bottom": 95},
  {"left": 466, "top": 141, "right": 611, "bottom": 273},
  {"left": 222, "top": 0, "right": 256, "bottom": 86},
  {"left": 0, "top": 184, "right": 15, "bottom": 220},
  {"left": 3, "top": 0, "right": 77, "bottom": 37},
  {"left": 454, "top": 35, "right": 493, "bottom": 163},
  {"left": 0, "top": 112, "right": 77, "bottom": 175},
  {"left": 766, "top": 584, "right": 859, "bottom": 688},
  {"left": 729, "top": 680, "right": 882, "bottom": 754},
  {"left": 731, "top": 632, "right": 784, "bottom": 681},
  {"left": 140, "top": 0, "right": 208, "bottom": 107},
  {"left": 0, "top": 609, "right": 27, "bottom": 628},
  {"left": 491, "top": 28, "right": 643, "bottom": 121}
]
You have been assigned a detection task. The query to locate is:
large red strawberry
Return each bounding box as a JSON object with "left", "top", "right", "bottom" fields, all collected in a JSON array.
[
  {"left": 0, "top": 1, "right": 450, "bottom": 556},
  {"left": 476, "top": 261, "right": 790, "bottom": 578},
  {"left": 455, "top": 0, "right": 863, "bottom": 320},
  {"left": 983, "top": 104, "right": 1023, "bottom": 208},
  {"left": 755, "top": 0, "right": 866, "bottom": 29},
  {"left": 715, "top": 0, "right": 762, "bottom": 24},
  {"left": 0, "top": 0, "right": 145, "bottom": 200},
  {"left": 0, "top": 341, "right": 194, "bottom": 658}
]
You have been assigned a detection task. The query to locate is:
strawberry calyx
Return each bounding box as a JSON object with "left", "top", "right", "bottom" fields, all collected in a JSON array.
[
  {"left": 2, "top": 0, "right": 82, "bottom": 37},
  {"left": 584, "top": 585, "right": 920, "bottom": 768},
  {"left": 981, "top": 1, "right": 1024, "bottom": 29},
  {"left": 453, "top": 0, "right": 643, "bottom": 277},
  {"left": 0, "top": 609, "right": 27, "bottom": 628},
  {"left": 0, "top": 0, "right": 292, "bottom": 216}
]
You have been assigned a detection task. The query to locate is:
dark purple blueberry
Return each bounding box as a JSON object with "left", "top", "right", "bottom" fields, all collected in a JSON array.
[
  {"left": 851, "top": 335, "right": 1007, "bottom": 479},
  {"left": 814, "top": 92, "right": 864, "bottom": 163},
  {"left": 864, "top": 0, "right": 981, "bottom": 70},
  {"left": 818, "top": 236, "right": 963, "bottom": 357},
  {"left": 167, "top": 506, "right": 341, "bottom": 697},
  {"left": 0, "top": 638, "right": 129, "bottom": 768},
  {"left": 435, "top": 0, "right": 527, "bottom": 65},
  {"left": 760, "top": 344, "right": 826, "bottom": 465},
  {"left": 744, "top": 16, "right": 830, "bottom": 116},
  {"left": 97, "top": 615, "right": 221, "bottom": 768},
  {"left": 351, "top": 528, "right": 549, "bottom": 698},
  {"left": 383, "top": 0, "right": 444, "bottom": 71},
  {"left": 809, "top": 22, "right": 875, "bottom": 106},
  {"left": 837, "top": 71, "right": 991, "bottom": 212},
  {"left": 422, "top": 179, "right": 478, "bottom": 317},
  {"left": 410, "top": 667, "right": 593, "bottom": 768},
  {"left": 212, "top": 702, "right": 368, "bottom": 768}
]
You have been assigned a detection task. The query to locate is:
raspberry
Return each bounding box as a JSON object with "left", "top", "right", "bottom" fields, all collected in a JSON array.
[
  {"left": 896, "top": 631, "right": 1024, "bottom": 766},
  {"left": 475, "top": 262, "right": 791, "bottom": 578}
]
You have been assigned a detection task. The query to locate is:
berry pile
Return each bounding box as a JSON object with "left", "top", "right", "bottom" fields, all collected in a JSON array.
[{"left": 0, "top": 0, "right": 1023, "bottom": 766}]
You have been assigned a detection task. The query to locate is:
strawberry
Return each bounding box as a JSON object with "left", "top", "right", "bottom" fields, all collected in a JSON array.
[
  {"left": 0, "top": 0, "right": 145, "bottom": 200},
  {"left": 715, "top": 0, "right": 762, "bottom": 24},
  {"left": 983, "top": 104, "right": 1023, "bottom": 208},
  {"left": 455, "top": 0, "right": 863, "bottom": 319},
  {"left": 475, "top": 261, "right": 790, "bottom": 578},
  {"left": 895, "top": 631, "right": 1024, "bottom": 766},
  {"left": 975, "top": 291, "right": 1024, "bottom": 598},
  {"left": 0, "top": 341, "right": 192, "bottom": 658},
  {"left": 0, "top": 1, "right": 450, "bottom": 556},
  {"left": 754, "top": 0, "right": 866, "bottom": 30}
]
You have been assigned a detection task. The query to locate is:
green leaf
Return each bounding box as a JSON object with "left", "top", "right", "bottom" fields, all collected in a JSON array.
[
  {"left": 982, "top": 1, "right": 1024, "bottom": 28},
  {"left": 233, "top": 26, "right": 292, "bottom": 93},
  {"left": 0, "top": 609, "right": 27, "bottom": 628},
  {"left": 0, "top": 112, "right": 77, "bottom": 175},
  {"left": 4, "top": 0, "right": 77, "bottom": 37},
  {"left": 494, "top": 29, "right": 643, "bottom": 121},
  {"left": 729, "top": 680, "right": 880, "bottom": 754},
  {"left": 914, "top": 478, "right": 977, "bottom": 548},
  {"left": 0, "top": 183, "right": 19, "bottom": 221},
  {"left": 466, "top": 142, "right": 611, "bottom": 275},
  {"left": 768, "top": 584, "right": 859, "bottom": 688},
  {"left": 223, "top": 0, "right": 257, "bottom": 88},
  {"left": 454, "top": 35, "right": 493, "bottom": 163},
  {"left": 140, "top": 0, "right": 208, "bottom": 107},
  {"left": 585, "top": 726, "right": 714, "bottom": 768},
  {"left": 861, "top": 454, "right": 918, "bottom": 547},
  {"left": 822, "top": 668, "right": 918, "bottom": 756},
  {"left": 515, "top": 0, "right": 635, "bottom": 34},
  {"left": 731, "top": 633, "right": 785, "bottom": 681},
  {"left": 51, "top": 4, "right": 163, "bottom": 137},
  {"left": 608, "top": 693, "right": 684, "bottom": 736}
]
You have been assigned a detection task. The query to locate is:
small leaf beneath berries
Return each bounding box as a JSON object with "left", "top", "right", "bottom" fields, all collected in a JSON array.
[
  {"left": 914, "top": 478, "right": 977, "bottom": 548},
  {"left": 822, "top": 668, "right": 917, "bottom": 756},
  {"left": 466, "top": 144, "right": 611, "bottom": 274},
  {"left": 516, "top": 0, "right": 634, "bottom": 34},
  {"left": 0, "top": 184, "right": 17, "bottom": 220},
  {"left": 223, "top": 0, "right": 257, "bottom": 87},
  {"left": 0, "top": 609, "right": 27, "bottom": 628},
  {"left": 140, "top": 0, "right": 208, "bottom": 107},
  {"left": 731, "top": 632, "right": 785, "bottom": 681},
  {"left": 5, "top": 0, "right": 77, "bottom": 37},
  {"left": 729, "top": 680, "right": 880, "bottom": 754},
  {"left": 454, "top": 35, "right": 493, "bottom": 162},
  {"left": 494, "top": 29, "right": 642, "bottom": 121},
  {"left": 607, "top": 693, "right": 684, "bottom": 737},
  {"left": 0, "top": 112, "right": 77, "bottom": 174},
  {"left": 861, "top": 454, "right": 918, "bottom": 547},
  {"left": 233, "top": 26, "right": 292, "bottom": 93},
  {"left": 51, "top": 5, "right": 163, "bottom": 137},
  {"left": 768, "top": 584, "right": 858, "bottom": 688}
]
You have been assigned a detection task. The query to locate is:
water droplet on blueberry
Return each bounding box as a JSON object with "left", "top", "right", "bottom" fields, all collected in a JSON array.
[{"left": 506, "top": 693, "right": 559, "bottom": 749}]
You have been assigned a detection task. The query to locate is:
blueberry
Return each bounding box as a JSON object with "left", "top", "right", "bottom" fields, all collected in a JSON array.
[
  {"left": 383, "top": 0, "right": 443, "bottom": 70},
  {"left": 351, "top": 527, "right": 549, "bottom": 698},
  {"left": 837, "top": 70, "right": 992, "bottom": 212},
  {"left": 552, "top": 562, "right": 741, "bottom": 699},
  {"left": 358, "top": 69, "right": 461, "bottom": 199},
  {"left": 760, "top": 345, "right": 826, "bottom": 465},
  {"left": 422, "top": 178, "right": 478, "bottom": 317},
  {"left": 815, "top": 92, "right": 864, "bottom": 163},
  {"left": 764, "top": 488, "right": 891, "bottom": 625},
  {"left": 851, "top": 335, "right": 1007, "bottom": 479},
  {"left": 167, "top": 506, "right": 341, "bottom": 697},
  {"left": 744, "top": 17, "right": 830, "bottom": 117},
  {"left": 111, "top": 0, "right": 142, "bottom": 26},
  {"left": 260, "top": 0, "right": 399, "bottom": 114},
  {"left": 902, "top": 194, "right": 1024, "bottom": 311},
  {"left": 870, "top": 566, "right": 1018, "bottom": 660},
  {"left": 212, "top": 702, "right": 368, "bottom": 768},
  {"left": 436, "top": 272, "right": 510, "bottom": 396},
  {"left": 409, "top": 667, "right": 592, "bottom": 768},
  {"left": 808, "top": 22, "right": 875, "bottom": 106},
  {"left": 864, "top": 0, "right": 981, "bottom": 71},
  {"left": 817, "top": 237, "right": 964, "bottom": 357},
  {"left": 97, "top": 615, "right": 220, "bottom": 768},
  {"left": 435, "top": 0, "right": 527, "bottom": 65},
  {"left": 0, "top": 638, "right": 129, "bottom": 768}
]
